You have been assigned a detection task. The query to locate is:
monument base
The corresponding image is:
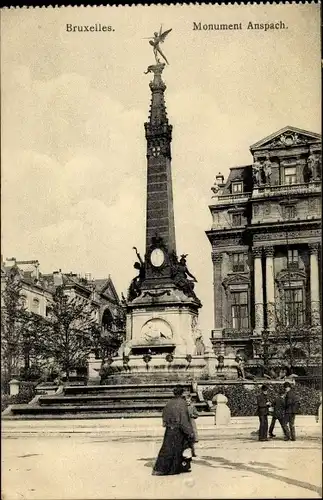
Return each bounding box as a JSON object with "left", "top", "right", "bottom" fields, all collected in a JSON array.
[{"left": 88, "top": 351, "right": 243, "bottom": 385}]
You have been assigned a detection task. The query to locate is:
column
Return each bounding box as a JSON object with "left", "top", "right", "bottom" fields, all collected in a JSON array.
[
  {"left": 253, "top": 247, "right": 264, "bottom": 334},
  {"left": 309, "top": 243, "right": 320, "bottom": 326},
  {"left": 264, "top": 246, "right": 275, "bottom": 331},
  {"left": 212, "top": 251, "right": 223, "bottom": 337}
]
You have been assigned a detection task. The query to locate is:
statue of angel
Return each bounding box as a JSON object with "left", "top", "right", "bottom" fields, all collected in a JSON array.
[{"left": 146, "top": 26, "right": 172, "bottom": 65}]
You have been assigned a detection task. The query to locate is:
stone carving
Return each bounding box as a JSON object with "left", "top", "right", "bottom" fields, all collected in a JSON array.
[
  {"left": 235, "top": 355, "right": 245, "bottom": 379},
  {"left": 305, "top": 153, "right": 321, "bottom": 181},
  {"left": 211, "top": 252, "right": 222, "bottom": 264},
  {"left": 252, "top": 160, "right": 261, "bottom": 186},
  {"left": 262, "top": 154, "right": 272, "bottom": 185},
  {"left": 127, "top": 247, "right": 145, "bottom": 301},
  {"left": 253, "top": 229, "right": 321, "bottom": 242},
  {"left": 269, "top": 132, "right": 305, "bottom": 148},
  {"left": 309, "top": 243, "right": 320, "bottom": 254},
  {"left": 194, "top": 335, "right": 205, "bottom": 356},
  {"left": 145, "top": 26, "right": 172, "bottom": 65},
  {"left": 211, "top": 183, "right": 220, "bottom": 195},
  {"left": 172, "top": 254, "right": 199, "bottom": 300}
]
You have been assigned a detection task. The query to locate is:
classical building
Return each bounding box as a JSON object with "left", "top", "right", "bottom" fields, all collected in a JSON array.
[
  {"left": 1, "top": 257, "right": 125, "bottom": 340},
  {"left": 206, "top": 126, "right": 321, "bottom": 375}
]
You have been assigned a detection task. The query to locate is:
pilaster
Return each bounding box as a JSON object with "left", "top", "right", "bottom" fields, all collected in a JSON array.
[
  {"left": 212, "top": 251, "right": 223, "bottom": 337},
  {"left": 253, "top": 247, "right": 264, "bottom": 334},
  {"left": 309, "top": 243, "right": 320, "bottom": 326},
  {"left": 264, "top": 246, "right": 275, "bottom": 331}
]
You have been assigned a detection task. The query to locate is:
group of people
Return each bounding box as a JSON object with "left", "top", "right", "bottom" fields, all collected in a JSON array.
[
  {"left": 152, "top": 381, "right": 302, "bottom": 476},
  {"left": 256, "top": 382, "right": 298, "bottom": 442}
]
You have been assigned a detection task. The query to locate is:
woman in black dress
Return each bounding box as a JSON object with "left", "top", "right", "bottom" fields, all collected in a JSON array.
[{"left": 152, "top": 385, "right": 194, "bottom": 476}]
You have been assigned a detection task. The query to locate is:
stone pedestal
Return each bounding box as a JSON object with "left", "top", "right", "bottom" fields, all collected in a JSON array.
[
  {"left": 87, "top": 354, "right": 101, "bottom": 385},
  {"left": 9, "top": 379, "right": 20, "bottom": 396},
  {"left": 212, "top": 393, "right": 231, "bottom": 425}
]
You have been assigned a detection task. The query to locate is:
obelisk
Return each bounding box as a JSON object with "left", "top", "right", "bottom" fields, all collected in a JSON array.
[{"left": 125, "top": 30, "right": 202, "bottom": 361}]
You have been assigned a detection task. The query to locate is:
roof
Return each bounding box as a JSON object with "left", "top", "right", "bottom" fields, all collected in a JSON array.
[
  {"left": 250, "top": 126, "right": 321, "bottom": 151},
  {"left": 221, "top": 165, "right": 251, "bottom": 195}
]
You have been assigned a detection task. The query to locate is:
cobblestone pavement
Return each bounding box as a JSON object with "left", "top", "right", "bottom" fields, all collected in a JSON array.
[{"left": 2, "top": 418, "right": 321, "bottom": 499}]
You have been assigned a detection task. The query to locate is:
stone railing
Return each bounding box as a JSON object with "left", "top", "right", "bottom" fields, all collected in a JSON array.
[
  {"left": 222, "top": 329, "right": 252, "bottom": 338},
  {"left": 253, "top": 180, "right": 321, "bottom": 198},
  {"left": 212, "top": 192, "right": 251, "bottom": 205}
]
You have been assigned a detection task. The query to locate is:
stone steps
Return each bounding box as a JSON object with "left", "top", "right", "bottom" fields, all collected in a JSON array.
[{"left": 4, "top": 381, "right": 210, "bottom": 419}]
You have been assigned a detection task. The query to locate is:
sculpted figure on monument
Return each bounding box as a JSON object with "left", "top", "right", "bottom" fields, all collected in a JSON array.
[
  {"left": 172, "top": 254, "right": 198, "bottom": 299},
  {"left": 145, "top": 26, "right": 172, "bottom": 65},
  {"left": 252, "top": 160, "right": 261, "bottom": 186},
  {"left": 127, "top": 247, "right": 145, "bottom": 301},
  {"left": 262, "top": 154, "right": 272, "bottom": 185},
  {"left": 305, "top": 153, "right": 320, "bottom": 181}
]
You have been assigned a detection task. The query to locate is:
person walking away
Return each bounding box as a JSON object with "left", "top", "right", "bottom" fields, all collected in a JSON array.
[
  {"left": 284, "top": 381, "right": 298, "bottom": 441},
  {"left": 185, "top": 394, "right": 199, "bottom": 457},
  {"left": 152, "top": 385, "right": 195, "bottom": 476},
  {"left": 257, "top": 385, "right": 271, "bottom": 441},
  {"left": 269, "top": 389, "right": 290, "bottom": 440}
]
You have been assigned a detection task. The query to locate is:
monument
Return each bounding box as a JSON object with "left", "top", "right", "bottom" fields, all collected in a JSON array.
[{"left": 96, "top": 28, "right": 208, "bottom": 383}]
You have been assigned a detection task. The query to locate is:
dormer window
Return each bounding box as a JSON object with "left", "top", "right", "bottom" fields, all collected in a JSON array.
[
  {"left": 232, "top": 182, "right": 243, "bottom": 194},
  {"left": 284, "top": 166, "right": 297, "bottom": 185}
]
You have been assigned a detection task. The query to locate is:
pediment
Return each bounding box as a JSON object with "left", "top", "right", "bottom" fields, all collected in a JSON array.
[
  {"left": 250, "top": 126, "right": 321, "bottom": 151},
  {"left": 276, "top": 269, "right": 307, "bottom": 283},
  {"left": 98, "top": 277, "right": 119, "bottom": 303},
  {"left": 222, "top": 273, "right": 250, "bottom": 289}
]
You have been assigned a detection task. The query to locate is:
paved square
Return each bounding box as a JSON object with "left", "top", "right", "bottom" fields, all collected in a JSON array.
[{"left": 2, "top": 418, "right": 321, "bottom": 499}]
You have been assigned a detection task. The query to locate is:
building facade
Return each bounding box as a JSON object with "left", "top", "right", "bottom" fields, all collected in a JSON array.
[
  {"left": 206, "top": 126, "right": 321, "bottom": 375},
  {"left": 1, "top": 258, "right": 125, "bottom": 344}
]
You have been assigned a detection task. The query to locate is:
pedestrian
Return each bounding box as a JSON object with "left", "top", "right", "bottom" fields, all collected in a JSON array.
[
  {"left": 152, "top": 385, "right": 195, "bottom": 476},
  {"left": 268, "top": 389, "right": 290, "bottom": 440},
  {"left": 256, "top": 384, "right": 271, "bottom": 441},
  {"left": 284, "top": 381, "right": 299, "bottom": 441},
  {"left": 185, "top": 394, "right": 199, "bottom": 457}
]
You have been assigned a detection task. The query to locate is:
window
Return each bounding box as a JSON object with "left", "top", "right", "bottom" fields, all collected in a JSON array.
[
  {"left": 232, "top": 253, "right": 245, "bottom": 272},
  {"left": 32, "top": 298, "right": 40, "bottom": 314},
  {"left": 21, "top": 295, "right": 27, "bottom": 308},
  {"left": 283, "top": 204, "right": 296, "bottom": 219},
  {"left": 232, "top": 213, "right": 242, "bottom": 226},
  {"left": 231, "top": 291, "right": 249, "bottom": 329},
  {"left": 284, "top": 288, "right": 304, "bottom": 326},
  {"left": 232, "top": 182, "right": 243, "bottom": 194},
  {"left": 284, "top": 166, "right": 297, "bottom": 185},
  {"left": 287, "top": 249, "right": 299, "bottom": 269}
]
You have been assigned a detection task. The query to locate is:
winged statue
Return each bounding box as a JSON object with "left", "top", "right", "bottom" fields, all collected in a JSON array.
[{"left": 145, "top": 26, "right": 172, "bottom": 65}]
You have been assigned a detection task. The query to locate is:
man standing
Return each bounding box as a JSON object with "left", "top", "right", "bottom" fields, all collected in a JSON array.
[
  {"left": 284, "top": 381, "right": 298, "bottom": 441},
  {"left": 257, "top": 384, "right": 271, "bottom": 441},
  {"left": 269, "top": 390, "right": 290, "bottom": 440}
]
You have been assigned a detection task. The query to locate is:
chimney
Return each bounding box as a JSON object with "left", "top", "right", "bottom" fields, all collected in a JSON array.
[
  {"left": 85, "top": 273, "right": 92, "bottom": 282},
  {"left": 53, "top": 270, "right": 63, "bottom": 286},
  {"left": 215, "top": 172, "right": 225, "bottom": 186},
  {"left": 5, "top": 257, "right": 16, "bottom": 268}
]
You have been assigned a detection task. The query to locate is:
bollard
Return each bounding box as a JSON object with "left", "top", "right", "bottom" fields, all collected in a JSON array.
[{"left": 9, "top": 379, "right": 20, "bottom": 396}]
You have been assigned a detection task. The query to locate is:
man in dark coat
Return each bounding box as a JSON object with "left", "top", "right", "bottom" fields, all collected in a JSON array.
[
  {"left": 284, "top": 381, "right": 298, "bottom": 441},
  {"left": 256, "top": 384, "right": 271, "bottom": 441},
  {"left": 152, "top": 385, "right": 195, "bottom": 476},
  {"left": 268, "top": 390, "right": 290, "bottom": 440}
]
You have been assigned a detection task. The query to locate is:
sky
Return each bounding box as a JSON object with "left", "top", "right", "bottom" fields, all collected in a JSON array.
[{"left": 1, "top": 4, "right": 321, "bottom": 338}]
